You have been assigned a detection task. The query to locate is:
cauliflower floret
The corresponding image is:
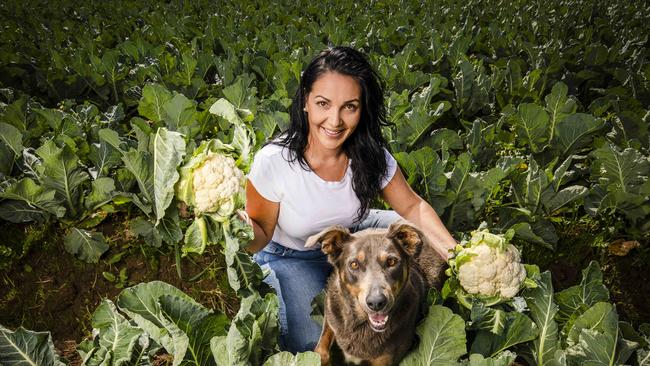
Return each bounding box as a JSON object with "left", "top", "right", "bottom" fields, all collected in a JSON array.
[{"left": 191, "top": 153, "right": 244, "bottom": 214}]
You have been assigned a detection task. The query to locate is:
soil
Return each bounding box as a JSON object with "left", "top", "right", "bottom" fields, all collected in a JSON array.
[{"left": 0, "top": 216, "right": 239, "bottom": 362}]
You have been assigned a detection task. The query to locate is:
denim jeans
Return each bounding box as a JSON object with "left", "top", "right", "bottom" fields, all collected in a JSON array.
[{"left": 253, "top": 209, "right": 401, "bottom": 353}]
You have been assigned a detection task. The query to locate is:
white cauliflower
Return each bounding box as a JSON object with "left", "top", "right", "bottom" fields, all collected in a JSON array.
[
  {"left": 447, "top": 228, "right": 530, "bottom": 307},
  {"left": 176, "top": 140, "right": 246, "bottom": 218},
  {"left": 191, "top": 153, "right": 244, "bottom": 213}
]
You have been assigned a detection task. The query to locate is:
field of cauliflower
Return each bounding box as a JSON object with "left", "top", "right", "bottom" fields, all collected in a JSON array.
[{"left": 0, "top": 0, "right": 649, "bottom": 364}]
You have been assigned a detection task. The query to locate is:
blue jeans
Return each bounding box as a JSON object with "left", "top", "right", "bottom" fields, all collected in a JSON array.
[{"left": 253, "top": 209, "right": 401, "bottom": 353}]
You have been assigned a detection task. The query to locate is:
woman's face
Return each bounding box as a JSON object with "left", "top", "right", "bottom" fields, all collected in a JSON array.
[{"left": 304, "top": 71, "right": 362, "bottom": 153}]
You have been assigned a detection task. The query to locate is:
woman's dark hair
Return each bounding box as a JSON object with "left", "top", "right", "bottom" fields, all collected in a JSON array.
[{"left": 274, "top": 46, "right": 392, "bottom": 223}]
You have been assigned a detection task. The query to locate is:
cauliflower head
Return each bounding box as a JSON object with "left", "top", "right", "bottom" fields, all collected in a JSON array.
[
  {"left": 176, "top": 140, "right": 246, "bottom": 218},
  {"left": 192, "top": 153, "right": 244, "bottom": 214},
  {"left": 447, "top": 228, "right": 529, "bottom": 307}
]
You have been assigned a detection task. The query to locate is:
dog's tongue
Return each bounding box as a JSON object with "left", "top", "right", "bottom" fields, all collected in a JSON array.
[{"left": 370, "top": 313, "right": 388, "bottom": 324}]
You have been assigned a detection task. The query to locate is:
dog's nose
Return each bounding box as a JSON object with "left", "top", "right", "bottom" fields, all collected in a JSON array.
[{"left": 366, "top": 293, "right": 387, "bottom": 311}]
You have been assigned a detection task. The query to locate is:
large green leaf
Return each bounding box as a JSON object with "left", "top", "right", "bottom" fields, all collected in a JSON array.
[
  {"left": 139, "top": 83, "right": 173, "bottom": 122},
  {"left": 162, "top": 93, "right": 197, "bottom": 132},
  {"left": 152, "top": 128, "right": 186, "bottom": 224},
  {"left": 223, "top": 223, "right": 264, "bottom": 296},
  {"left": 470, "top": 311, "right": 539, "bottom": 358},
  {"left": 553, "top": 113, "right": 604, "bottom": 158},
  {"left": 555, "top": 262, "right": 609, "bottom": 334},
  {"left": 90, "top": 300, "right": 145, "bottom": 365},
  {"left": 592, "top": 144, "right": 650, "bottom": 195},
  {"left": 544, "top": 82, "right": 577, "bottom": 141},
  {"left": 117, "top": 281, "right": 199, "bottom": 366},
  {"left": 63, "top": 228, "right": 109, "bottom": 263},
  {"left": 211, "top": 292, "right": 280, "bottom": 366},
  {"left": 396, "top": 76, "right": 450, "bottom": 147},
  {"left": 523, "top": 272, "right": 562, "bottom": 366},
  {"left": 0, "top": 178, "right": 65, "bottom": 222},
  {"left": 0, "top": 122, "right": 23, "bottom": 174},
  {"left": 401, "top": 305, "right": 466, "bottom": 365},
  {"left": 0, "top": 325, "right": 65, "bottom": 366},
  {"left": 159, "top": 295, "right": 229, "bottom": 366},
  {"left": 513, "top": 103, "right": 549, "bottom": 153},
  {"left": 262, "top": 351, "right": 320, "bottom": 366},
  {"left": 84, "top": 177, "right": 116, "bottom": 211},
  {"left": 36, "top": 140, "right": 89, "bottom": 219},
  {"left": 564, "top": 302, "right": 636, "bottom": 365}
]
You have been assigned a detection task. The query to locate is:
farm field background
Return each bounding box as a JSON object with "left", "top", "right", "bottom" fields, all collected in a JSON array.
[{"left": 0, "top": 0, "right": 649, "bottom": 364}]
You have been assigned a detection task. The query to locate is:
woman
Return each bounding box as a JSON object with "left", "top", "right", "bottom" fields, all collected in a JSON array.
[{"left": 245, "top": 46, "right": 457, "bottom": 353}]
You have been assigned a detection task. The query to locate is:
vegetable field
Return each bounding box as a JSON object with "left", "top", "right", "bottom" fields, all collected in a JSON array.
[{"left": 1, "top": 0, "right": 649, "bottom": 364}]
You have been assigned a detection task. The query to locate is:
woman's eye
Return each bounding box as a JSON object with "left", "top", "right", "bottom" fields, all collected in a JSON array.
[
  {"left": 349, "top": 261, "right": 359, "bottom": 270},
  {"left": 345, "top": 104, "right": 357, "bottom": 111},
  {"left": 316, "top": 101, "right": 327, "bottom": 107},
  {"left": 386, "top": 258, "right": 398, "bottom": 267}
]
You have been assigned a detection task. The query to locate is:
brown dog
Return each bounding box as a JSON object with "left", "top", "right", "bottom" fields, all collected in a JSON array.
[{"left": 305, "top": 220, "right": 446, "bottom": 366}]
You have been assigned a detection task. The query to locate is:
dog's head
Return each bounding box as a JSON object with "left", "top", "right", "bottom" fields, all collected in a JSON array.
[{"left": 309, "top": 221, "right": 426, "bottom": 332}]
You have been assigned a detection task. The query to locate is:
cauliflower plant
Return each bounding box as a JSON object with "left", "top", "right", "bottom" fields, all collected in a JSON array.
[{"left": 446, "top": 227, "right": 534, "bottom": 308}]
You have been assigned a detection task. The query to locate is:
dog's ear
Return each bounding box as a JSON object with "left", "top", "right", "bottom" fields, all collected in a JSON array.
[
  {"left": 387, "top": 220, "right": 424, "bottom": 256},
  {"left": 306, "top": 225, "right": 351, "bottom": 262}
]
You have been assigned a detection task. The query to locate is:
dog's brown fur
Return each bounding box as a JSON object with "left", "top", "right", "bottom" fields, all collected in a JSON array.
[{"left": 306, "top": 220, "right": 446, "bottom": 366}]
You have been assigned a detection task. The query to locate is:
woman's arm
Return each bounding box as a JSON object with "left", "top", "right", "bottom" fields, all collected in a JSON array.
[
  {"left": 244, "top": 179, "right": 280, "bottom": 253},
  {"left": 381, "top": 168, "right": 457, "bottom": 260}
]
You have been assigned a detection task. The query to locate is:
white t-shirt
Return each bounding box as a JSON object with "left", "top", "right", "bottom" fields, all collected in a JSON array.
[{"left": 247, "top": 143, "right": 397, "bottom": 251}]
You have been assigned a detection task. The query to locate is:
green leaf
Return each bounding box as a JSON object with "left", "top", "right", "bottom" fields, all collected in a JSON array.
[
  {"left": 0, "top": 122, "right": 23, "bottom": 170},
  {"left": 401, "top": 305, "right": 466, "bottom": 365},
  {"left": 469, "top": 302, "right": 508, "bottom": 334},
  {"left": 36, "top": 140, "right": 89, "bottom": 219},
  {"left": 592, "top": 144, "right": 650, "bottom": 195},
  {"left": 513, "top": 103, "right": 550, "bottom": 153},
  {"left": 544, "top": 82, "right": 577, "bottom": 141},
  {"left": 159, "top": 295, "right": 229, "bottom": 366},
  {"left": 91, "top": 300, "right": 145, "bottom": 364},
  {"left": 553, "top": 113, "right": 604, "bottom": 157},
  {"left": 84, "top": 177, "right": 116, "bottom": 211},
  {"left": 130, "top": 217, "right": 162, "bottom": 247},
  {"left": 158, "top": 204, "right": 183, "bottom": 246},
  {"left": 117, "top": 281, "right": 200, "bottom": 366},
  {"left": 543, "top": 185, "right": 588, "bottom": 213},
  {"left": 0, "top": 178, "right": 66, "bottom": 222},
  {"left": 262, "top": 351, "right": 320, "bottom": 365},
  {"left": 555, "top": 261, "right": 609, "bottom": 333},
  {"left": 224, "top": 228, "right": 264, "bottom": 296},
  {"left": 0, "top": 325, "right": 65, "bottom": 366},
  {"left": 466, "top": 351, "right": 517, "bottom": 366},
  {"left": 152, "top": 128, "right": 186, "bottom": 224},
  {"left": 211, "top": 292, "right": 280, "bottom": 366},
  {"left": 183, "top": 217, "right": 209, "bottom": 255},
  {"left": 523, "top": 272, "right": 562, "bottom": 366},
  {"left": 89, "top": 140, "right": 122, "bottom": 177},
  {"left": 564, "top": 302, "right": 633, "bottom": 366},
  {"left": 470, "top": 311, "right": 538, "bottom": 358},
  {"left": 139, "top": 83, "right": 173, "bottom": 122},
  {"left": 63, "top": 228, "right": 109, "bottom": 263},
  {"left": 122, "top": 149, "right": 154, "bottom": 211},
  {"left": 162, "top": 93, "right": 197, "bottom": 131}
]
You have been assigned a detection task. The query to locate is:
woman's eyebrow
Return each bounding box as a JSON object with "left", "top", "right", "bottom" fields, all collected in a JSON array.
[{"left": 314, "top": 95, "right": 360, "bottom": 104}]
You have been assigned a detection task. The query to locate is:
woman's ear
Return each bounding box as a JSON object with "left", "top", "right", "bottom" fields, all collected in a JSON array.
[{"left": 305, "top": 225, "right": 351, "bottom": 262}]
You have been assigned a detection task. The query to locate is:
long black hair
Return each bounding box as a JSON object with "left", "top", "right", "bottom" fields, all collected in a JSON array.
[{"left": 274, "top": 46, "right": 392, "bottom": 223}]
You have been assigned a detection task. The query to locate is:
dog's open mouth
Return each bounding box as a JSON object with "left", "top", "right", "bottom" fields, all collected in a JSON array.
[{"left": 368, "top": 313, "right": 389, "bottom": 332}]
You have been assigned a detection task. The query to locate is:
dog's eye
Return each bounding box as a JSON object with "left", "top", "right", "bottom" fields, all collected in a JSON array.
[
  {"left": 386, "top": 257, "right": 398, "bottom": 267},
  {"left": 349, "top": 260, "right": 359, "bottom": 270}
]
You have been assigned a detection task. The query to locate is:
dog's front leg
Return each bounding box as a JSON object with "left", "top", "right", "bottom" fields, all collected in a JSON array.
[{"left": 314, "top": 314, "right": 335, "bottom": 366}]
